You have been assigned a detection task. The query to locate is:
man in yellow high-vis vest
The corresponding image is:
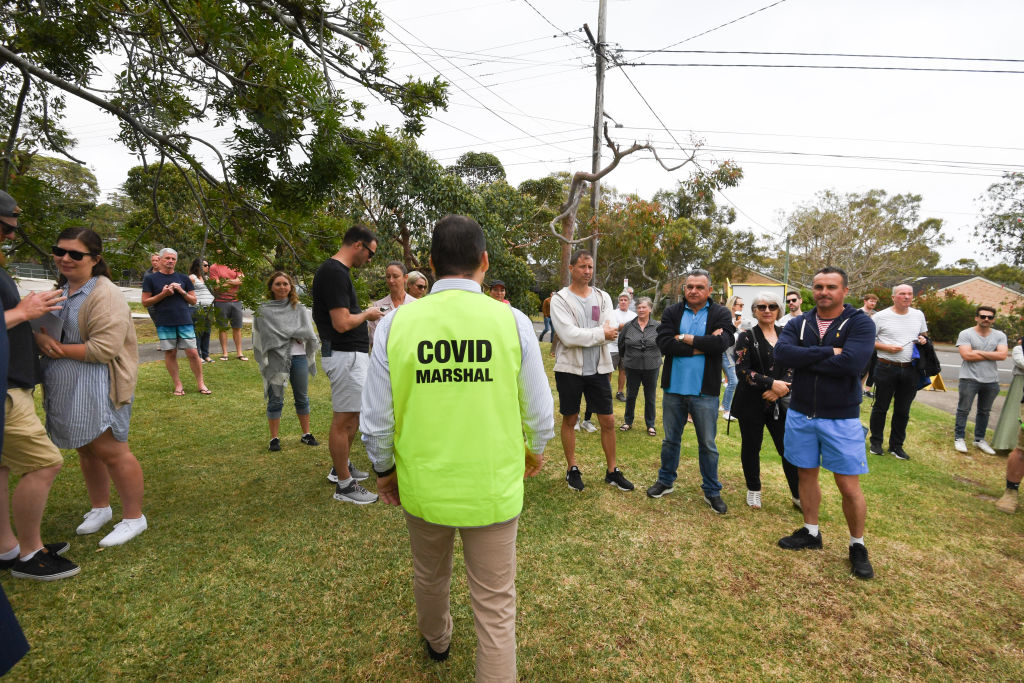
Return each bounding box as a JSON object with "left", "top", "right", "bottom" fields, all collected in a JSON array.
[{"left": 361, "top": 215, "right": 554, "bottom": 681}]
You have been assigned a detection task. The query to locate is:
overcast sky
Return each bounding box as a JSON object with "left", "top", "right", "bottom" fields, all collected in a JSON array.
[{"left": 64, "top": 0, "right": 1023, "bottom": 267}]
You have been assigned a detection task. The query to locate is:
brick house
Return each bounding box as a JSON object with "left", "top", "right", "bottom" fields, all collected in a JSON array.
[{"left": 905, "top": 275, "right": 1024, "bottom": 316}]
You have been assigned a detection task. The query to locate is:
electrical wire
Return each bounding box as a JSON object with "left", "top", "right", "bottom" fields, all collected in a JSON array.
[
  {"left": 620, "top": 62, "right": 1024, "bottom": 75},
  {"left": 617, "top": 49, "right": 1024, "bottom": 63}
]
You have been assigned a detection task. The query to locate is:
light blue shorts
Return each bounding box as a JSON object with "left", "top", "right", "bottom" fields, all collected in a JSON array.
[
  {"left": 157, "top": 324, "right": 197, "bottom": 351},
  {"left": 783, "top": 408, "right": 869, "bottom": 475}
]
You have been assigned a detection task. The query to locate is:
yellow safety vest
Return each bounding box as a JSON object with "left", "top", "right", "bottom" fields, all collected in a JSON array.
[{"left": 387, "top": 288, "right": 524, "bottom": 526}]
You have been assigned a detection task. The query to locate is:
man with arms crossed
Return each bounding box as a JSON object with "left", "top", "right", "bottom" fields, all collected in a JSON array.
[
  {"left": 550, "top": 250, "right": 633, "bottom": 493},
  {"left": 869, "top": 284, "right": 928, "bottom": 460},
  {"left": 953, "top": 305, "right": 1007, "bottom": 455},
  {"left": 311, "top": 224, "right": 383, "bottom": 504},
  {"left": 646, "top": 269, "right": 734, "bottom": 514},
  {"left": 779, "top": 290, "right": 803, "bottom": 326},
  {"left": 774, "top": 267, "right": 876, "bottom": 579},
  {"left": 361, "top": 215, "right": 553, "bottom": 679}
]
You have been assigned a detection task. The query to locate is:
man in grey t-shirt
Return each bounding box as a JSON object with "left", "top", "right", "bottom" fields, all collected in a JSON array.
[{"left": 954, "top": 305, "right": 1008, "bottom": 455}]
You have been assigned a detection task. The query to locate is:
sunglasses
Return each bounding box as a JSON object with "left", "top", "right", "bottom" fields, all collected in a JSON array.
[
  {"left": 978, "top": 314, "right": 995, "bottom": 320},
  {"left": 362, "top": 243, "right": 375, "bottom": 259},
  {"left": 786, "top": 298, "right": 799, "bottom": 303},
  {"left": 413, "top": 283, "right": 427, "bottom": 290},
  {"left": 754, "top": 303, "right": 780, "bottom": 312},
  {"left": 51, "top": 245, "right": 97, "bottom": 261}
]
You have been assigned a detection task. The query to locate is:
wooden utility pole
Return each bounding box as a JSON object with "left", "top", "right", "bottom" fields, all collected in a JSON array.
[{"left": 584, "top": 0, "right": 608, "bottom": 278}]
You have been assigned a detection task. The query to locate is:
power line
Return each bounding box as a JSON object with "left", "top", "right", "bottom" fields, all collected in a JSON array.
[
  {"left": 380, "top": 15, "right": 580, "bottom": 156},
  {"left": 620, "top": 62, "right": 1024, "bottom": 75},
  {"left": 617, "top": 49, "right": 1024, "bottom": 63},
  {"left": 627, "top": 0, "right": 791, "bottom": 63}
]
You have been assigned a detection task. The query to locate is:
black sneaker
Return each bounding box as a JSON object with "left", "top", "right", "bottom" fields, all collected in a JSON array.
[
  {"left": 646, "top": 481, "right": 674, "bottom": 498},
  {"left": 849, "top": 543, "right": 874, "bottom": 579},
  {"left": 424, "top": 638, "right": 450, "bottom": 662},
  {"left": 566, "top": 466, "right": 584, "bottom": 492},
  {"left": 615, "top": 391, "right": 626, "bottom": 402},
  {"left": 0, "top": 542, "right": 70, "bottom": 570},
  {"left": 604, "top": 468, "right": 634, "bottom": 491},
  {"left": 300, "top": 433, "right": 319, "bottom": 446},
  {"left": 868, "top": 443, "right": 883, "bottom": 456},
  {"left": 10, "top": 548, "right": 80, "bottom": 581},
  {"left": 326, "top": 466, "right": 338, "bottom": 483},
  {"left": 889, "top": 446, "right": 911, "bottom": 461},
  {"left": 778, "top": 527, "right": 823, "bottom": 550},
  {"left": 268, "top": 437, "right": 281, "bottom": 452},
  {"left": 704, "top": 494, "right": 728, "bottom": 514}
]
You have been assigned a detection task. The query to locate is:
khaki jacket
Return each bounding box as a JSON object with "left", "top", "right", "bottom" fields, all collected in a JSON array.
[{"left": 77, "top": 277, "right": 138, "bottom": 406}]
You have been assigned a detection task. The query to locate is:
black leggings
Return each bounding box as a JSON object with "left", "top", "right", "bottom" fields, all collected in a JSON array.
[{"left": 736, "top": 409, "right": 800, "bottom": 498}]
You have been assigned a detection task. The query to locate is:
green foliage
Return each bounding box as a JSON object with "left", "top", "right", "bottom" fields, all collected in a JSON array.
[
  {"left": 776, "top": 189, "right": 946, "bottom": 293},
  {"left": 4, "top": 154, "right": 100, "bottom": 267},
  {"left": 1, "top": 0, "right": 447, "bottom": 267},
  {"left": 913, "top": 291, "right": 978, "bottom": 344},
  {"left": 975, "top": 171, "right": 1024, "bottom": 266},
  {"left": 447, "top": 151, "right": 506, "bottom": 189}
]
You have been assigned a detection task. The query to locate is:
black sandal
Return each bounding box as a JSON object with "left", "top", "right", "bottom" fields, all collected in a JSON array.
[
  {"left": 619, "top": 423, "right": 632, "bottom": 431},
  {"left": 647, "top": 427, "right": 657, "bottom": 436}
]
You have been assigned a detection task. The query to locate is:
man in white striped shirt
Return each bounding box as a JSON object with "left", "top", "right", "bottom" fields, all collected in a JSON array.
[{"left": 360, "top": 215, "right": 553, "bottom": 677}]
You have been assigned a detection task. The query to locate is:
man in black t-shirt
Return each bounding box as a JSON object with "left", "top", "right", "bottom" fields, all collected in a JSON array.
[
  {"left": 0, "top": 189, "right": 81, "bottom": 581},
  {"left": 311, "top": 224, "right": 384, "bottom": 504},
  {"left": 142, "top": 247, "right": 210, "bottom": 396}
]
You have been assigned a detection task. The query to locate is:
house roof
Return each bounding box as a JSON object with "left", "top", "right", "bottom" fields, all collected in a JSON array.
[{"left": 905, "top": 275, "right": 1024, "bottom": 297}]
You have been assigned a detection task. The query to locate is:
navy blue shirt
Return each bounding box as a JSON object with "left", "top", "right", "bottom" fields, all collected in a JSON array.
[{"left": 142, "top": 271, "right": 194, "bottom": 326}]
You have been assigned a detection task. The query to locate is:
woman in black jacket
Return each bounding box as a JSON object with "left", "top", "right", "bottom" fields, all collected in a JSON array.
[
  {"left": 732, "top": 291, "right": 801, "bottom": 510},
  {"left": 618, "top": 297, "right": 662, "bottom": 435}
]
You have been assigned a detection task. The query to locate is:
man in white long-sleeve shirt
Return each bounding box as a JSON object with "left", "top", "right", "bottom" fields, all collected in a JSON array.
[{"left": 360, "top": 215, "right": 553, "bottom": 680}]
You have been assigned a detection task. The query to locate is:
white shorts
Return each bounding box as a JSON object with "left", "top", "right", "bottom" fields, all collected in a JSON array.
[{"left": 322, "top": 351, "right": 368, "bottom": 413}]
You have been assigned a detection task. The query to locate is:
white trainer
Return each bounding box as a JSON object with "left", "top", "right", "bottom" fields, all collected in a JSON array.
[
  {"left": 746, "top": 490, "right": 762, "bottom": 509},
  {"left": 953, "top": 438, "right": 968, "bottom": 453},
  {"left": 974, "top": 439, "right": 996, "bottom": 455},
  {"left": 76, "top": 506, "right": 113, "bottom": 535},
  {"left": 98, "top": 515, "right": 148, "bottom": 547},
  {"left": 580, "top": 420, "right": 598, "bottom": 433}
]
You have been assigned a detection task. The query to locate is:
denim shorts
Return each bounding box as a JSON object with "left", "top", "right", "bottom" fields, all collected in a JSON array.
[{"left": 783, "top": 408, "right": 869, "bottom": 475}]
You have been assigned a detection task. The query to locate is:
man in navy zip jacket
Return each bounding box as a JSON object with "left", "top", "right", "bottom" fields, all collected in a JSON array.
[
  {"left": 646, "top": 269, "right": 735, "bottom": 514},
  {"left": 773, "top": 267, "right": 877, "bottom": 579}
]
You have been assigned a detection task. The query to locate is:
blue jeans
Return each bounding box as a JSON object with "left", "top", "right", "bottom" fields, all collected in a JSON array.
[
  {"left": 954, "top": 378, "right": 1000, "bottom": 441},
  {"left": 721, "top": 351, "right": 737, "bottom": 411},
  {"left": 538, "top": 317, "right": 553, "bottom": 342},
  {"left": 266, "top": 354, "right": 310, "bottom": 419},
  {"left": 658, "top": 392, "right": 722, "bottom": 495}
]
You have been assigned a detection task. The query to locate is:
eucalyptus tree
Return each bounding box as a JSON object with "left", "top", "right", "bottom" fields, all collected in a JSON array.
[{"left": 0, "top": 0, "right": 446, "bottom": 273}]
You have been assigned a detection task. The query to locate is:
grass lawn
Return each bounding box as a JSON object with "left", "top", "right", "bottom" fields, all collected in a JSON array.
[
  {"left": 131, "top": 317, "right": 253, "bottom": 346},
  {"left": 3, "top": 342, "right": 1023, "bottom": 680}
]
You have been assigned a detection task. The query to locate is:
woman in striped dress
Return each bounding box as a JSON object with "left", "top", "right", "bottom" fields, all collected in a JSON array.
[{"left": 35, "top": 228, "right": 147, "bottom": 547}]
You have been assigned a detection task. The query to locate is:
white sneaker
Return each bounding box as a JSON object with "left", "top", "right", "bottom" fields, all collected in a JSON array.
[
  {"left": 792, "top": 497, "right": 802, "bottom": 511},
  {"left": 573, "top": 422, "right": 580, "bottom": 431},
  {"left": 722, "top": 411, "right": 734, "bottom": 422},
  {"left": 98, "top": 515, "right": 147, "bottom": 547},
  {"left": 954, "top": 438, "right": 968, "bottom": 453},
  {"left": 974, "top": 439, "right": 996, "bottom": 455},
  {"left": 746, "top": 490, "right": 762, "bottom": 509},
  {"left": 580, "top": 420, "right": 598, "bottom": 433},
  {"left": 76, "top": 506, "right": 112, "bottom": 535}
]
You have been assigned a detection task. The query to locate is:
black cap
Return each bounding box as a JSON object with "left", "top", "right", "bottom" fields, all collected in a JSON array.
[
  {"left": 0, "top": 190, "right": 20, "bottom": 218},
  {"left": 490, "top": 280, "right": 506, "bottom": 288}
]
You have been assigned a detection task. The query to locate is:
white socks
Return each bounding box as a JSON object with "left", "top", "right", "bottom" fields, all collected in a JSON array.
[
  {"left": 850, "top": 536, "right": 864, "bottom": 547},
  {"left": 0, "top": 545, "right": 19, "bottom": 561},
  {"left": 804, "top": 523, "right": 820, "bottom": 537}
]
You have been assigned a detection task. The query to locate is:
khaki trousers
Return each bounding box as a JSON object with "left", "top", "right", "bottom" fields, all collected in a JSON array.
[{"left": 405, "top": 512, "right": 519, "bottom": 683}]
